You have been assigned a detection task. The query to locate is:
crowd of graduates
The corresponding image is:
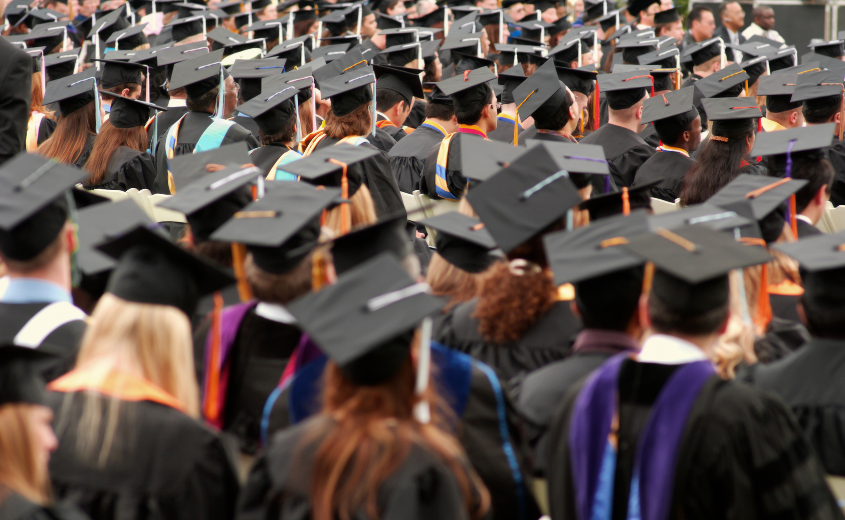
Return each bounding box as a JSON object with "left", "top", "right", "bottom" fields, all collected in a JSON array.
[{"left": 5, "top": 0, "right": 845, "bottom": 518}]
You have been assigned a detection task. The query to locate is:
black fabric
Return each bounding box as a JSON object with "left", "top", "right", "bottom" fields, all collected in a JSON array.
[
  {"left": 826, "top": 139, "right": 845, "bottom": 207},
  {"left": 82, "top": 146, "right": 157, "bottom": 192},
  {"left": 37, "top": 117, "right": 57, "bottom": 146},
  {"left": 146, "top": 104, "right": 190, "bottom": 148},
  {"left": 0, "top": 492, "right": 90, "bottom": 520},
  {"left": 0, "top": 202, "right": 67, "bottom": 262},
  {"left": 48, "top": 392, "right": 239, "bottom": 520},
  {"left": 578, "top": 123, "right": 655, "bottom": 188},
  {"left": 229, "top": 114, "right": 262, "bottom": 141},
  {"left": 547, "top": 361, "right": 843, "bottom": 520},
  {"left": 434, "top": 299, "right": 581, "bottom": 382},
  {"left": 631, "top": 150, "right": 694, "bottom": 202},
  {"left": 797, "top": 218, "right": 823, "bottom": 238},
  {"left": 74, "top": 134, "right": 98, "bottom": 169},
  {"left": 488, "top": 117, "right": 518, "bottom": 143},
  {"left": 388, "top": 124, "right": 445, "bottom": 193},
  {"left": 0, "top": 39, "right": 32, "bottom": 167},
  {"left": 366, "top": 127, "right": 399, "bottom": 154}
]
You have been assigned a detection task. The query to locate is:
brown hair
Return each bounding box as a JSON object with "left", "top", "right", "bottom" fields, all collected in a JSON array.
[
  {"left": 84, "top": 120, "right": 149, "bottom": 185},
  {"left": 294, "top": 19, "right": 319, "bottom": 37},
  {"left": 323, "top": 184, "right": 378, "bottom": 235},
  {"left": 30, "top": 72, "right": 54, "bottom": 119},
  {"left": 245, "top": 248, "right": 317, "bottom": 304},
  {"left": 259, "top": 111, "right": 298, "bottom": 146},
  {"left": 426, "top": 253, "right": 490, "bottom": 310},
  {"left": 0, "top": 404, "right": 51, "bottom": 505},
  {"left": 38, "top": 101, "right": 97, "bottom": 165},
  {"left": 307, "top": 338, "right": 489, "bottom": 520},
  {"left": 1, "top": 225, "right": 65, "bottom": 274},
  {"left": 299, "top": 97, "right": 315, "bottom": 136},
  {"left": 324, "top": 103, "right": 373, "bottom": 139}
]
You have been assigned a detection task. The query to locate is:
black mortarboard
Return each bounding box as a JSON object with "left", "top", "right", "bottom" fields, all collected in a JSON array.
[
  {"left": 617, "top": 37, "right": 659, "bottom": 64},
  {"left": 342, "top": 3, "right": 372, "bottom": 33},
  {"left": 701, "top": 97, "right": 761, "bottom": 135},
  {"left": 317, "top": 63, "right": 375, "bottom": 114},
  {"left": 773, "top": 231, "right": 845, "bottom": 307},
  {"left": 287, "top": 253, "right": 443, "bottom": 386},
  {"left": 448, "top": 12, "right": 480, "bottom": 35},
  {"left": 94, "top": 59, "right": 146, "bottom": 89},
  {"left": 412, "top": 6, "right": 445, "bottom": 27},
  {"left": 580, "top": 180, "right": 657, "bottom": 221},
  {"left": 157, "top": 41, "right": 208, "bottom": 68},
  {"left": 283, "top": 143, "right": 380, "bottom": 196},
  {"left": 641, "top": 86, "right": 698, "bottom": 142},
  {"left": 457, "top": 136, "right": 524, "bottom": 182},
  {"left": 104, "top": 49, "right": 142, "bottom": 64},
  {"left": 495, "top": 43, "right": 547, "bottom": 66},
  {"left": 44, "top": 49, "right": 80, "bottom": 81},
  {"left": 320, "top": 11, "right": 348, "bottom": 35},
  {"left": 808, "top": 40, "right": 844, "bottom": 59},
  {"left": 377, "top": 12, "right": 406, "bottom": 29},
  {"left": 97, "top": 226, "right": 235, "bottom": 316},
  {"left": 330, "top": 217, "right": 412, "bottom": 275},
  {"left": 437, "top": 66, "right": 496, "bottom": 111},
  {"left": 605, "top": 26, "right": 653, "bottom": 44},
  {"left": 693, "top": 63, "right": 749, "bottom": 99},
  {"left": 708, "top": 174, "right": 807, "bottom": 224},
  {"left": 594, "top": 9, "right": 623, "bottom": 31},
  {"left": 425, "top": 83, "right": 453, "bottom": 105},
  {"left": 207, "top": 26, "right": 246, "bottom": 49},
  {"left": 43, "top": 69, "right": 97, "bottom": 115},
  {"left": 439, "top": 30, "right": 485, "bottom": 54},
  {"left": 681, "top": 37, "right": 722, "bottom": 66},
  {"left": 20, "top": 26, "right": 67, "bottom": 54},
  {"left": 583, "top": 0, "right": 608, "bottom": 22},
  {"left": 478, "top": 9, "right": 506, "bottom": 29},
  {"left": 89, "top": 6, "right": 127, "bottom": 42},
  {"left": 220, "top": 39, "right": 265, "bottom": 58},
  {"left": 653, "top": 7, "right": 679, "bottom": 25},
  {"left": 169, "top": 48, "right": 225, "bottom": 98},
  {"left": 498, "top": 65, "right": 527, "bottom": 104},
  {"left": 453, "top": 50, "right": 495, "bottom": 73},
  {"left": 210, "top": 183, "right": 339, "bottom": 273},
  {"left": 512, "top": 58, "right": 568, "bottom": 120},
  {"left": 216, "top": 0, "right": 245, "bottom": 15},
  {"left": 466, "top": 146, "right": 582, "bottom": 253},
  {"left": 232, "top": 9, "right": 261, "bottom": 30},
  {"left": 740, "top": 55, "right": 768, "bottom": 87},
  {"left": 312, "top": 43, "right": 352, "bottom": 62},
  {"left": 767, "top": 46, "right": 799, "bottom": 72},
  {"left": 267, "top": 36, "right": 313, "bottom": 67},
  {"left": 637, "top": 45, "right": 679, "bottom": 69},
  {"left": 167, "top": 142, "right": 251, "bottom": 191},
  {"left": 0, "top": 345, "right": 53, "bottom": 407},
  {"left": 420, "top": 39, "right": 441, "bottom": 64},
  {"left": 757, "top": 73, "right": 802, "bottom": 113},
  {"left": 26, "top": 47, "right": 45, "bottom": 75},
  {"left": 18, "top": 8, "right": 63, "bottom": 29},
  {"left": 229, "top": 57, "right": 286, "bottom": 100},
  {"left": 528, "top": 140, "right": 610, "bottom": 180},
  {"left": 105, "top": 92, "right": 167, "bottom": 129},
  {"left": 513, "top": 19, "right": 553, "bottom": 42},
  {"left": 262, "top": 64, "right": 320, "bottom": 101},
  {"left": 236, "top": 81, "right": 299, "bottom": 134},
  {"left": 733, "top": 40, "right": 777, "bottom": 63},
  {"left": 104, "top": 22, "right": 149, "bottom": 50},
  {"left": 648, "top": 202, "right": 756, "bottom": 235},
  {"left": 379, "top": 42, "right": 423, "bottom": 67},
  {"left": 0, "top": 154, "right": 87, "bottom": 261},
  {"left": 543, "top": 210, "right": 649, "bottom": 285},
  {"left": 419, "top": 212, "right": 497, "bottom": 273},
  {"left": 556, "top": 65, "right": 597, "bottom": 96},
  {"left": 374, "top": 64, "right": 423, "bottom": 104},
  {"left": 749, "top": 124, "right": 834, "bottom": 161},
  {"left": 598, "top": 70, "right": 652, "bottom": 110},
  {"left": 621, "top": 225, "right": 770, "bottom": 315},
  {"left": 242, "top": 19, "right": 287, "bottom": 43},
  {"left": 321, "top": 35, "right": 363, "bottom": 49},
  {"left": 790, "top": 69, "right": 844, "bottom": 104},
  {"left": 627, "top": 0, "right": 657, "bottom": 15}
]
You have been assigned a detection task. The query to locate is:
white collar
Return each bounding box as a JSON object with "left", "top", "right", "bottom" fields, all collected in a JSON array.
[
  {"left": 167, "top": 98, "right": 187, "bottom": 107},
  {"left": 796, "top": 214, "right": 813, "bottom": 225},
  {"left": 637, "top": 334, "right": 709, "bottom": 365},
  {"left": 254, "top": 302, "right": 297, "bottom": 324}
]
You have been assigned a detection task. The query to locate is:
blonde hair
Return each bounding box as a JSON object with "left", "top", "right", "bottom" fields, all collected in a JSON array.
[
  {"left": 61, "top": 293, "right": 198, "bottom": 467},
  {"left": 323, "top": 184, "right": 378, "bottom": 235},
  {"left": 0, "top": 404, "right": 51, "bottom": 505}
]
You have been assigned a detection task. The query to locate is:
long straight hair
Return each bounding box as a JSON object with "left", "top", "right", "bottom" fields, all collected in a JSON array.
[
  {"left": 0, "top": 404, "right": 51, "bottom": 506},
  {"left": 307, "top": 334, "right": 490, "bottom": 520},
  {"left": 58, "top": 293, "right": 198, "bottom": 467},
  {"left": 84, "top": 120, "right": 148, "bottom": 185},
  {"left": 38, "top": 102, "right": 97, "bottom": 165},
  {"left": 679, "top": 124, "right": 755, "bottom": 206},
  {"left": 30, "top": 72, "right": 54, "bottom": 119}
]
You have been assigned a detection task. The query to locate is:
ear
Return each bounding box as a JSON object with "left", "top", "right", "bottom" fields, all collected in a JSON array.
[
  {"left": 636, "top": 104, "right": 644, "bottom": 120},
  {"left": 790, "top": 110, "right": 798, "bottom": 125},
  {"left": 120, "top": 88, "right": 130, "bottom": 97},
  {"left": 814, "top": 184, "right": 829, "bottom": 205},
  {"left": 682, "top": 129, "right": 690, "bottom": 143},
  {"left": 836, "top": 111, "right": 842, "bottom": 124}
]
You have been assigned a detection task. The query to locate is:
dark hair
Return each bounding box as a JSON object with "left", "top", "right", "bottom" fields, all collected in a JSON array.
[
  {"left": 649, "top": 287, "right": 729, "bottom": 336},
  {"left": 574, "top": 267, "right": 644, "bottom": 332},
  {"left": 533, "top": 93, "right": 574, "bottom": 131},
  {"left": 376, "top": 88, "right": 408, "bottom": 113},
  {"left": 423, "top": 58, "right": 440, "bottom": 84},
  {"left": 687, "top": 6, "right": 713, "bottom": 28},
  {"left": 790, "top": 158, "right": 834, "bottom": 212},
  {"left": 679, "top": 124, "right": 755, "bottom": 206},
  {"left": 100, "top": 83, "right": 141, "bottom": 101},
  {"left": 382, "top": 0, "right": 403, "bottom": 11},
  {"left": 294, "top": 19, "right": 319, "bottom": 37},
  {"left": 800, "top": 294, "right": 845, "bottom": 339},
  {"left": 455, "top": 82, "right": 492, "bottom": 125},
  {"left": 803, "top": 95, "right": 843, "bottom": 124},
  {"left": 654, "top": 115, "right": 695, "bottom": 146},
  {"left": 259, "top": 111, "right": 298, "bottom": 145},
  {"left": 426, "top": 100, "right": 455, "bottom": 120},
  {"left": 186, "top": 85, "right": 220, "bottom": 112}
]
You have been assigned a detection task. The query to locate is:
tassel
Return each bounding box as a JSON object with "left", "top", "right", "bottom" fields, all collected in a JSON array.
[
  {"left": 514, "top": 90, "right": 536, "bottom": 146},
  {"left": 789, "top": 194, "right": 798, "bottom": 238},
  {"left": 593, "top": 80, "right": 600, "bottom": 130},
  {"left": 642, "top": 261, "right": 654, "bottom": 295},
  {"left": 755, "top": 263, "right": 772, "bottom": 332},
  {"left": 202, "top": 291, "right": 224, "bottom": 424},
  {"left": 311, "top": 247, "right": 328, "bottom": 291},
  {"left": 231, "top": 243, "right": 253, "bottom": 302},
  {"left": 622, "top": 187, "right": 630, "bottom": 215},
  {"left": 744, "top": 79, "right": 748, "bottom": 98}
]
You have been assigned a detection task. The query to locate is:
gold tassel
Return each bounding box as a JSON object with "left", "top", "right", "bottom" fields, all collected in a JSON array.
[{"left": 230, "top": 243, "right": 253, "bottom": 302}]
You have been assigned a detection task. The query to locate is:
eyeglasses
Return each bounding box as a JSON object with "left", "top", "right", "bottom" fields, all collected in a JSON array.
[{"left": 489, "top": 102, "right": 502, "bottom": 111}]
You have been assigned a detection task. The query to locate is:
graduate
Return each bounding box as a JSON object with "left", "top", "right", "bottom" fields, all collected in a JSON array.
[
  {"left": 518, "top": 211, "right": 648, "bottom": 479},
  {"left": 679, "top": 37, "right": 723, "bottom": 88},
  {"left": 420, "top": 67, "right": 498, "bottom": 201},
  {"left": 389, "top": 85, "right": 457, "bottom": 193},
  {"left": 82, "top": 94, "right": 164, "bottom": 191},
  {"left": 26, "top": 49, "right": 58, "bottom": 152},
  {"left": 435, "top": 145, "right": 584, "bottom": 381},
  {"left": 487, "top": 66, "right": 527, "bottom": 142},
  {"left": 39, "top": 69, "right": 100, "bottom": 168},
  {"left": 239, "top": 254, "right": 491, "bottom": 520},
  {"left": 546, "top": 224, "right": 841, "bottom": 520},
  {"left": 374, "top": 64, "right": 424, "bottom": 143},
  {"left": 557, "top": 66, "right": 598, "bottom": 141},
  {"left": 0, "top": 154, "right": 89, "bottom": 382},
  {"left": 300, "top": 50, "right": 404, "bottom": 218},
  {"left": 47, "top": 227, "right": 239, "bottom": 520},
  {"left": 757, "top": 73, "right": 804, "bottom": 132},
  {"left": 153, "top": 49, "right": 260, "bottom": 194},
  {"left": 631, "top": 86, "right": 700, "bottom": 202},
  {"left": 228, "top": 58, "right": 288, "bottom": 141},
  {"left": 95, "top": 60, "right": 145, "bottom": 112},
  {"left": 579, "top": 70, "right": 655, "bottom": 190},
  {"left": 515, "top": 59, "right": 581, "bottom": 145}
]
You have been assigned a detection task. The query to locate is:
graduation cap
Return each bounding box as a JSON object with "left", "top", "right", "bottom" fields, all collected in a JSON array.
[
  {"left": 495, "top": 43, "right": 547, "bottom": 66},
  {"left": 637, "top": 45, "right": 680, "bottom": 69},
  {"left": 44, "top": 49, "right": 80, "bottom": 81},
  {"left": 242, "top": 19, "right": 287, "bottom": 43},
  {"left": 641, "top": 86, "right": 698, "bottom": 144},
  {"left": 465, "top": 145, "right": 582, "bottom": 253},
  {"left": 693, "top": 63, "right": 749, "bottom": 99},
  {"left": 740, "top": 55, "right": 769, "bottom": 87},
  {"left": 791, "top": 69, "right": 844, "bottom": 103},
  {"left": 380, "top": 42, "right": 424, "bottom": 67},
  {"left": 648, "top": 202, "right": 756, "bottom": 236},
  {"left": 420, "top": 39, "right": 442, "bottom": 64},
  {"left": 543, "top": 210, "right": 649, "bottom": 285},
  {"left": 317, "top": 62, "right": 375, "bottom": 114},
  {"left": 0, "top": 153, "right": 87, "bottom": 261},
  {"left": 756, "top": 73, "right": 801, "bottom": 114},
  {"left": 312, "top": 43, "right": 352, "bottom": 62},
  {"left": 286, "top": 252, "right": 443, "bottom": 387},
  {"left": 749, "top": 124, "right": 835, "bottom": 183},
  {"left": 220, "top": 39, "right": 264, "bottom": 59},
  {"left": 707, "top": 174, "right": 807, "bottom": 225},
  {"left": 282, "top": 143, "right": 380, "bottom": 198},
  {"left": 701, "top": 96, "right": 761, "bottom": 134},
  {"left": 17, "top": 8, "right": 63, "bottom": 29},
  {"left": 654, "top": 7, "right": 679, "bottom": 25},
  {"left": 598, "top": 70, "right": 652, "bottom": 110},
  {"left": 104, "top": 92, "right": 167, "bottom": 129},
  {"left": 94, "top": 59, "right": 146, "bottom": 89},
  {"left": 321, "top": 35, "right": 363, "bottom": 50},
  {"left": 319, "top": 10, "right": 348, "bottom": 35},
  {"left": 104, "top": 22, "right": 149, "bottom": 50},
  {"left": 266, "top": 35, "right": 313, "bottom": 67},
  {"left": 207, "top": 26, "right": 246, "bottom": 50},
  {"left": 128, "top": 45, "right": 173, "bottom": 71},
  {"left": 436, "top": 66, "right": 496, "bottom": 111},
  {"left": 21, "top": 25, "right": 68, "bottom": 53},
  {"left": 215, "top": 0, "right": 245, "bottom": 15},
  {"left": 513, "top": 19, "right": 553, "bottom": 42},
  {"left": 440, "top": 30, "right": 485, "bottom": 55},
  {"left": 262, "top": 64, "right": 320, "bottom": 101},
  {"left": 75, "top": 199, "right": 155, "bottom": 295},
  {"left": 376, "top": 12, "right": 406, "bottom": 29},
  {"left": 773, "top": 231, "right": 845, "bottom": 307},
  {"left": 681, "top": 37, "right": 722, "bottom": 66},
  {"left": 448, "top": 12, "right": 481, "bottom": 35},
  {"left": 498, "top": 65, "right": 527, "bottom": 104},
  {"left": 767, "top": 46, "right": 798, "bottom": 72},
  {"left": 616, "top": 37, "right": 659, "bottom": 65},
  {"left": 0, "top": 345, "right": 54, "bottom": 407},
  {"left": 147, "top": 0, "right": 181, "bottom": 14},
  {"left": 627, "top": 0, "right": 657, "bottom": 15},
  {"left": 776, "top": 62, "right": 822, "bottom": 77},
  {"left": 169, "top": 48, "right": 225, "bottom": 99},
  {"left": 374, "top": 64, "right": 423, "bottom": 105},
  {"left": 512, "top": 58, "right": 568, "bottom": 124},
  {"left": 621, "top": 225, "right": 770, "bottom": 316},
  {"left": 174, "top": 1, "right": 209, "bottom": 17},
  {"left": 236, "top": 81, "right": 299, "bottom": 135},
  {"left": 525, "top": 140, "right": 609, "bottom": 189},
  {"left": 582, "top": 0, "right": 608, "bottom": 22},
  {"left": 555, "top": 65, "right": 599, "bottom": 98},
  {"left": 452, "top": 51, "right": 495, "bottom": 74},
  {"left": 157, "top": 41, "right": 208, "bottom": 83},
  {"left": 457, "top": 136, "right": 524, "bottom": 182},
  {"left": 808, "top": 40, "right": 844, "bottom": 59},
  {"left": 329, "top": 216, "right": 412, "bottom": 275},
  {"left": 97, "top": 226, "right": 235, "bottom": 316},
  {"left": 580, "top": 180, "right": 657, "bottom": 221},
  {"left": 229, "top": 58, "right": 287, "bottom": 100},
  {"left": 89, "top": 5, "right": 128, "bottom": 41},
  {"left": 167, "top": 142, "right": 252, "bottom": 192},
  {"left": 43, "top": 68, "right": 98, "bottom": 116},
  {"left": 232, "top": 9, "right": 261, "bottom": 30},
  {"left": 419, "top": 212, "right": 497, "bottom": 273},
  {"left": 593, "top": 9, "right": 623, "bottom": 32}
]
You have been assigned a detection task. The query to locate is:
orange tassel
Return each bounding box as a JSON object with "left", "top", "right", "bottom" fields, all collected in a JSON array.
[
  {"left": 593, "top": 80, "right": 600, "bottom": 130},
  {"left": 311, "top": 248, "right": 328, "bottom": 291},
  {"left": 641, "top": 261, "right": 654, "bottom": 295},
  {"left": 514, "top": 90, "right": 536, "bottom": 146},
  {"left": 622, "top": 187, "right": 630, "bottom": 215},
  {"left": 789, "top": 194, "right": 798, "bottom": 238},
  {"left": 755, "top": 263, "right": 772, "bottom": 332},
  {"left": 230, "top": 243, "right": 253, "bottom": 302},
  {"left": 202, "top": 291, "right": 224, "bottom": 424}
]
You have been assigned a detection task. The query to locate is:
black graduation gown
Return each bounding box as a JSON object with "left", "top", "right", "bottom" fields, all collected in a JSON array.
[
  {"left": 632, "top": 150, "right": 695, "bottom": 202},
  {"left": 310, "top": 135, "right": 405, "bottom": 218},
  {"left": 239, "top": 416, "right": 484, "bottom": 520},
  {"left": 406, "top": 99, "right": 426, "bottom": 128},
  {"left": 365, "top": 127, "right": 398, "bottom": 153},
  {"left": 82, "top": 146, "right": 158, "bottom": 192},
  {"left": 0, "top": 302, "right": 86, "bottom": 381},
  {"left": 388, "top": 124, "right": 446, "bottom": 193},
  {"left": 797, "top": 218, "right": 823, "bottom": 238},
  {"left": 681, "top": 73, "right": 703, "bottom": 88},
  {"left": 547, "top": 359, "right": 842, "bottom": 520},
  {"left": 261, "top": 352, "right": 541, "bottom": 520},
  {"left": 146, "top": 105, "right": 190, "bottom": 149},
  {"left": 746, "top": 338, "right": 845, "bottom": 476},
  {"left": 359, "top": 38, "right": 388, "bottom": 66},
  {"left": 73, "top": 134, "right": 97, "bottom": 168},
  {"left": 434, "top": 299, "right": 582, "bottom": 382},
  {"left": 193, "top": 306, "right": 301, "bottom": 455},
  {"left": 249, "top": 142, "right": 297, "bottom": 177},
  {"left": 513, "top": 125, "right": 538, "bottom": 144},
  {"left": 153, "top": 111, "right": 260, "bottom": 194},
  {"left": 230, "top": 114, "right": 261, "bottom": 141},
  {"left": 38, "top": 117, "right": 57, "bottom": 146},
  {"left": 47, "top": 391, "right": 239, "bottom": 520},
  {"left": 826, "top": 139, "right": 845, "bottom": 207},
  {"left": 579, "top": 123, "right": 655, "bottom": 188},
  {"left": 420, "top": 133, "right": 475, "bottom": 200},
  {"left": 639, "top": 123, "right": 659, "bottom": 148},
  {"left": 488, "top": 117, "right": 520, "bottom": 143},
  {"left": 376, "top": 115, "right": 408, "bottom": 144},
  {"left": 0, "top": 493, "right": 90, "bottom": 520}
]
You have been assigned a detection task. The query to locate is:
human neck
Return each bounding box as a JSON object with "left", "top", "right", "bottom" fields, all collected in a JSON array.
[
  {"left": 466, "top": 118, "right": 493, "bottom": 135},
  {"left": 766, "top": 110, "right": 794, "bottom": 128},
  {"left": 500, "top": 103, "right": 517, "bottom": 117},
  {"left": 657, "top": 331, "right": 719, "bottom": 355},
  {"left": 607, "top": 114, "right": 641, "bottom": 133},
  {"left": 426, "top": 117, "right": 458, "bottom": 133},
  {"left": 802, "top": 202, "right": 825, "bottom": 225},
  {"left": 694, "top": 67, "right": 714, "bottom": 78},
  {"left": 8, "top": 256, "right": 72, "bottom": 293},
  {"left": 537, "top": 128, "right": 572, "bottom": 139},
  {"left": 666, "top": 139, "right": 692, "bottom": 153}
]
